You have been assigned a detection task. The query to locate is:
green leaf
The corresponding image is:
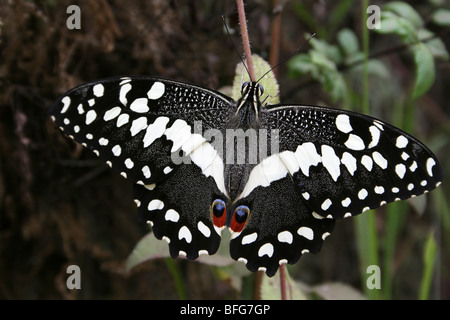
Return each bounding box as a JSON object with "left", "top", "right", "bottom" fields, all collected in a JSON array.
[
  {"left": 232, "top": 54, "right": 280, "bottom": 104},
  {"left": 260, "top": 268, "right": 306, "bottom": 300},
  {"left": 377, "top": 11, "right": 417, "bottom": 43},
  {"left": 337, "top": 28, "right": 360, "bottom": 56},
  {"left": 383, "top": 2, "right": 424, "bottom": 28},
  {"left": 412, "top": 42, "right": 435, "bottom": 99},
  {"left": 418, "top": 29, "right": 449, "bottom": 61},
  {"left": 125, "top": 232, "right": 235, "bottom": 272},
  {"left": 431, "top": 8, "right": 450, "bottom": 27},
  {"left": 308, "top": 282, "right": 367, "bottom": 300},
  {"left": 287, "top": 55, "right": 316, "bottom": 77},
  {"left": 288, "top": 51, "right": 347, "bottom": 103},
  {"left": 125, "top": 233, "right": 170, "bottom": 272},
  {"left": 310, "top": 37, "right": 342, "bottom": 64},
  {"left": 419, "top": 231, "right": 437, "bottom": 300}
]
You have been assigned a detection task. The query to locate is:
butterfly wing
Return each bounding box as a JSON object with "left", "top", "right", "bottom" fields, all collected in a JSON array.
[
  {"left": 230, "top": 103, "right": 442, "bottom": 276},
  {"left": 133, "top": 163, "right": 224, "bottom": 259},
  {"left": 229, "top": 177, "right": 335, "bottom": 276},
  {"left": 260, "top": 104, "right": 443, "bottom": 219},
  {"left": 50, "top": 76, "right": 234, "bottom": 258}
]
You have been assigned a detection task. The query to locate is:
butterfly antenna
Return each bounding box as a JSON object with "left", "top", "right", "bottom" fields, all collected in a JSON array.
[
  {"left": 256, "top": 33, "right": 316, "bottom": 83},
  {"left": 222, "top": 15, "right": 252, "bottom": 80}
]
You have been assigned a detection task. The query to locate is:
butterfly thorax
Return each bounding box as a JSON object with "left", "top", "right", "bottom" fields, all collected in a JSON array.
[
  {"left": 224, "top": 82, "right": 266, "bottom": 201},
  {"left": 234, "top": 82, "right": 263, "bottom": 128}
]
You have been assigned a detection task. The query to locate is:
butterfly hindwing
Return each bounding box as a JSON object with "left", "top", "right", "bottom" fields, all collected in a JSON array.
[
  {"left": 133, "top": 163, "right": 224, "bottom": 259},
  {"left": 229, "top": 176, "right": 335, "bottom": 276}
]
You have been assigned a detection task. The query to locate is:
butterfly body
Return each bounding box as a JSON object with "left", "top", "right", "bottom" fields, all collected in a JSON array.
[{"left": 50, "top": 76, "right": 442, "bottom": 276}]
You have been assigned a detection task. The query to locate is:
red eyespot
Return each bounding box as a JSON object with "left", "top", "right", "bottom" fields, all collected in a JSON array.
[
  {"left": 230, "top": 205, "right": 250, "bottom": 233},
  {"left": 211, "top": 199, "right": 226, "bottom": 228}
]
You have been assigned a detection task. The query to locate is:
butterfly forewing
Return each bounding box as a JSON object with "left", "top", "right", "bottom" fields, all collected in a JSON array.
[
  {"left": 50, "top": 76, "right": 235, "bottom": 186},
  {"left": 257, "top": 105, "right": 443, "bottom": 220}
]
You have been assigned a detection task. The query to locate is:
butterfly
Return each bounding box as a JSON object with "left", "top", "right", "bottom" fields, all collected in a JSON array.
[{"left": 50, "top": 75, "right": 443, "bottom": 276}]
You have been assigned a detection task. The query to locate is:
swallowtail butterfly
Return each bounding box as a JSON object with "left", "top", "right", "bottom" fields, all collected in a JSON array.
[{"left": 50, "top": 75, "right": 442, "bottom": 276}]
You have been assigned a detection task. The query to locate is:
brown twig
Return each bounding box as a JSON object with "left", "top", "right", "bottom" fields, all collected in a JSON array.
[
  {"left": 269, "top": 0, "right": 282, "bottom": 76},
  {"left": 236, "top": 0, "right": 256, "bottom": 81},
  {"left": 279, "top": 264, "right": 287, "bottom": 300}
]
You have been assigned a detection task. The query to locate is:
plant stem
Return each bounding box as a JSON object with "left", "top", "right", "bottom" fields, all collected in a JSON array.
[
  {"left": 354, "top": 0, "right": 380, "bottom": 300},
  {"left": 236, "top": 0, "right": 256, "bottom": 81},
  {"left": 269, "top": 0, "right": 282, "bottom": 76},
  {"left": 165, "top": 258, "right": 186, "bottom": 299},
  {"left": 279, "top": 264, "right": 287, "bottom": 300}
]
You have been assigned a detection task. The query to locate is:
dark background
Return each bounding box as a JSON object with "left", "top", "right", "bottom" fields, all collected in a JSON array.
[{"left": 0, "top": 0, "right": 448, "bottom": 299}]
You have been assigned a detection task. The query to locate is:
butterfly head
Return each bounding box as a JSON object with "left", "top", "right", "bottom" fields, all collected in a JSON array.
[{"left": 236, "top": 82, "right": 264, "bottom": 126}]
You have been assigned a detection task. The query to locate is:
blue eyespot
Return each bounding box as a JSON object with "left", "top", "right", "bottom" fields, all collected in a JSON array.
[
  {"left": 234, "top": 205, "right": 249, "bottom": 224},
  {"left": 211, "top": 199, "right": 226, "bottom": 218}
]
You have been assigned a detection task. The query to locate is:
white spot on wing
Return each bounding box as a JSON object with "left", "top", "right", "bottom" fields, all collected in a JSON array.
[
  {"left": 104, "top": 106, "right": 121, "bottom": 121},
  {"left": 112, "top": 144, "right": 122, "bottom": 156},
  {"left": 396, "top": 135, "right": 408, "bottom": 148},
  {"left": 197, "top": 221, "right": 211, "bottom": 238},
  {"left": 361, "top": 155, "right": 373, "bottom": 171},
  {"left": 336, "top": 114, "right": 352, "bottom": 133},
  {"left": 124, "top": 158, "right": 134, "bottom": 169},
  {"left": 130, "top": 117, "right": 148, "bottom": 136},
  {"left": 344, "top": 134, "right": 365, "bottom": 150},
  {"left": 297, "top": 226, "right": 314, "bottom": 240},
  {"left": 374, "top": 186, "right": 385, "bottom": 194},
  {"left": 295, "top": 142, "right": 321, "bottom": 176},
  {"left": 85, "top": 110, "right": 97, "bottom": 125},
  {"left": 321, "top": 145, "right": 341, "bottom": 181},
  {"left": 321, "top": 198, "right": 332, "bottom": 211},
  {"left": 395, "top": 164, "right": 406, "bottom": 179},
  {"left": 148, "top": 199, "right": 164, "bottom": 211},
  {"left": 130, "top": 98, "right": 149, "bottom": 113},
  {"left": 372, "top": 151, "right": 388, "bottom": 169},
  {"left": 142, "top": 165, "right": 151, "bottom": 179},
  {"left": 163, "top": 166, "right": 173, "bottom": 174},
  {"left": 93, "top": 83, "right": 104, "bottom": 97},
  {"left": 341, "top": 152, "right": 357, "bottom": 176},
  {"left": 147, "top": 81, "right": 165, "bottom": 100},
  {"left": 279, "top": 151, "right": 300, "bottom": 175},
  {"left": 368, "top": 126, "right": 381, "bottom": 148},
  {"left": 426, "top": 158, "right": 436, "bottom": 177},
  {"left": 164, "top": 119, "right": 192, "bottom": 152},
  {"left": 178, "top": 226, "right": 192, "bottom": 243},
  {"left": 119, "top": 83, "right": 132, "bottom": 106},
  {"left": 143, "top": 116, "right": 170, "bottom": 148},
  {"left": 341, "top": 197, "right": 351, "bottom": 207},
  {"left": 165, "top": 209, "right": 180, "bottom": 222},
  {"left": 99, "top": 137, "right": 109, "bottom": 146},
  {"left": 358, "top": 188, "right": 368, "bottom": 200},
  {"left": 258, "top": 243, "right": 274, "bottom": 258},
  {"left": 116, "top": 113, "right": 130, "bottom": 127},
  {"left": 61, "top": 96, "right": 71, "bottom": 114},
  {"left": 242, "top": 232, "right": 258, "bottom": 245},
  {"left": 277, "top": 231, "right": 293, "bottom": 244},
  {"left": 77, "top": 104, "right": 84, "bottom": 115}
]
